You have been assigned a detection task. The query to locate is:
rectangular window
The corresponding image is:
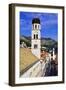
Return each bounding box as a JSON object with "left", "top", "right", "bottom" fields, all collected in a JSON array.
[{"left": 34, "top": 44, "right": 38, "bottom": 49}]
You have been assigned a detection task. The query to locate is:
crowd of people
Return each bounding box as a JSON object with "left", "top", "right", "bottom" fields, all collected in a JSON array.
[{"left": 40, "top": 50, "right": 58, "bottom": 76}]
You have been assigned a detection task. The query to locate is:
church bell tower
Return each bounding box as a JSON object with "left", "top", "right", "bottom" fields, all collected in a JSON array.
[{"left": 31, "top": 18, "right": 41, "bottom": 59}]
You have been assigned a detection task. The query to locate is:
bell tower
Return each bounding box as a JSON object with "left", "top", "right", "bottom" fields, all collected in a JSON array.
[{"left": 31, "top": 18, "right": 41, "bottom": 59}]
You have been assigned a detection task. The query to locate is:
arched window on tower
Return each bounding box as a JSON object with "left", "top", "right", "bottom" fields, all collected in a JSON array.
[
  {"left": 38, "top": 25, "right": 39, "bottom": 29},
  {"left": 35, "top": 24, "right": 37, "bottom": 29},
  {"left": 34, "top": 34, "right": 35, "bottom": 39},
  {"left": 33, "top": 34, "right": 38, "bottom": 39},
  {"left": 36, "top": 34, "right": 38, "bottom": 39}
]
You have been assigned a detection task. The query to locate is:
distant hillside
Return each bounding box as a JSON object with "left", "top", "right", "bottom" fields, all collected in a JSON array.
[
  {"left": 41, "top": 37, "right": 57, "bottom": 47},
  {"left": 20, "top": 36, "right": 57, "bottom": 49},
  {"left": 20, "top": 36, "right": 31, "bottom": 47}
]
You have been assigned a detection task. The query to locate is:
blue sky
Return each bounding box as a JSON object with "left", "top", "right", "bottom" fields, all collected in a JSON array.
[{"left": 20, "top": 12, "right": 58, "bottom": 41}]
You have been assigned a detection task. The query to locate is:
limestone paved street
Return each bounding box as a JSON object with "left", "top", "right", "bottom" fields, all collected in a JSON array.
[
  {"left": 21, "top": 58, "right": 58, "bottom": 77},
  {"left": 21, "top": 60, "right": 45, "bottom": 77}
]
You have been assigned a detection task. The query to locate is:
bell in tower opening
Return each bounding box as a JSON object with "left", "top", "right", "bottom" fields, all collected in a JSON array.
[{"left": 31, "top": 18, "right": 41, "bottom": 59}]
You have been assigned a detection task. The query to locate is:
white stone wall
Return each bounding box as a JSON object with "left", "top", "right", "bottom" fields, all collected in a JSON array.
[
  {"left": 53, "top": 48, "right": 56, "bottom": 60},
  {"left": 31, "top": 40, "right": 41, "bottom": 48},
  {"left": 31, "top": 40, "right": 41, "bottom": 59},
  {"left": 31, "top": 48, "right": 41, "bottom": 59}
]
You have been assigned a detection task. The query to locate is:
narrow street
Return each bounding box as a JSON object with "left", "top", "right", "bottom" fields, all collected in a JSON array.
[
  {"left": 21, "top": 60, "right": 44, "bottom": 77},
  {"left": 21, "top": 58, "right": 58, "bottom": 78}
]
